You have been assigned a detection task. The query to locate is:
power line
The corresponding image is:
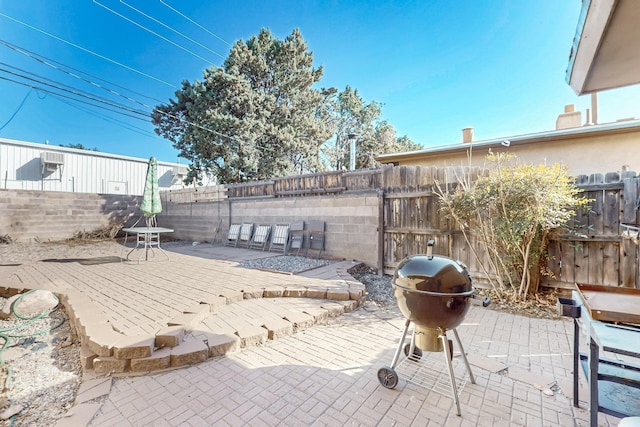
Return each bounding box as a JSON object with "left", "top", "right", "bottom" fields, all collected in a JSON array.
[
  {"left": 0, "top": 88, "right": 31, "bottom": 131},
  {"left": 0, "top": 61, "right": 145, "bottom": 112},
  {"left": 0, "top": 76, "right": 151, "bottom": 122},
  {"left": 0, "top": 41, "right": 160, "bottom": 112},
  {"left": 54, "top": 96, "right": 157, "bottom": 138},
  {"left": 93, "top": 0, "right": 218, "bottom": 66},
  {"left": 0, "top": 39, "right": 164, "bottom": 104},
  {"left": 0, "top": 12, "right": 176, "bottom": 87},
  {"left": 0, "top": 67, "right": 150, "bottom": 117},
  {"left": 0, "top": 13, "right": 275, "bottom": 152},
  {"left": 119, "top": 0, "right": 227, "bottom": 60},
  {"left": 160, "top": 0, "right": 232, "bottom": 47}
]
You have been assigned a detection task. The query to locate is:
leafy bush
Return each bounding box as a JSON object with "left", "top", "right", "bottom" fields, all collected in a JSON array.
[{"left": 437, "top": 152, "right": 590, "bottom": 300}]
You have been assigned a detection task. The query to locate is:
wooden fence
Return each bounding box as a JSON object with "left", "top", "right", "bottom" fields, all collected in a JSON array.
[
  {"left": 546, "top": 171, "right": 640, "bottom": 288},
  {"left": 224, "top": 169, "right": 382, "bottom": 198},
  {"left": 164, "top": 165, "right": 640, "bottom": 289}
]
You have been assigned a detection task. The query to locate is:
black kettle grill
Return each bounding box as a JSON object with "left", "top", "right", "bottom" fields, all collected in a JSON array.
[{"left": 377, "top": 240, "right": 490, "bottom": 416}]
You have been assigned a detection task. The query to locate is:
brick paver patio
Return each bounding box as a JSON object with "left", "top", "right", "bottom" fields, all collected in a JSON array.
[{"left": 2, "top": 242, "right": 625, "bottom": 426}]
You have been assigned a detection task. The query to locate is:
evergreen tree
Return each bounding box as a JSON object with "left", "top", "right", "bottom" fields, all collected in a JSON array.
[{"left": 152, "top": 28, "right": 334, "bottom": 183}]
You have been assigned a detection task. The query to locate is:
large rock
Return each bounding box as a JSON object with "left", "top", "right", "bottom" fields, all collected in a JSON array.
[
  {"left": 0, "top": 294, "right": 21, "bottom": 320},
  {"left": 11, "top": 290, "right": 59, "bottom": 318}
]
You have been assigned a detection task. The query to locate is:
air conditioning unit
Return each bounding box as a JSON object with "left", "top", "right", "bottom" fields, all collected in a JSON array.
[
  {"left": 41, "top": 152, "right": 65, "bottom": 174},
  {"left": 41, "top": 151, "right": 65, "bottom": 165},
  {"left": 172, "top": 165, "right": 188, "bottom": 181}
]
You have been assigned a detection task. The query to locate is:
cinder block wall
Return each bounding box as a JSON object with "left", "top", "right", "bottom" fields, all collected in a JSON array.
[
  {"left": 159, "top": 192, "right": 381, "bottom": 265},
  {"left": 157, "top": 201, "right": 229, "bottom": 242},
  {"left": 1, "top": 189, "right": 381, "bottom": 265},
  {"left": 0, "top": 189, "right": 139, "bottom": 242}
]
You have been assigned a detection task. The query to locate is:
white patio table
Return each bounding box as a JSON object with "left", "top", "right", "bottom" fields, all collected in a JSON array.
[{"left": 122, "top": 226, "right": 174, "bottom": 263}]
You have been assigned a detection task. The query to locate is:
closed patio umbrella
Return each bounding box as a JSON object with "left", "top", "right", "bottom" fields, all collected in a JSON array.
[{"left": 140, "top": 156, "right": 162, "bottom": 227}]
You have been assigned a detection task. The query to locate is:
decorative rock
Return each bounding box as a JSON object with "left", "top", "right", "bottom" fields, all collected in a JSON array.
[
  {"left": 11, "top": 289, "right": 59, "bottom": 317},
  {"left": 0, "top": 294, "right": 21, "bottom": 320},
  {"left": 0, "top": 404, "right": 23, "bottom": 420}
]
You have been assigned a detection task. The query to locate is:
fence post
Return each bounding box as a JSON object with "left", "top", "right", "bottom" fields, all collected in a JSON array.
[{"left": 378, "top": 189, "right": 385, "bottom": 276}]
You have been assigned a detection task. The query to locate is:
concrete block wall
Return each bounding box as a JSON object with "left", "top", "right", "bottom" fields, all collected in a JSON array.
[
  {"left": 158, "top": 201, "right": 229, "bottom": 243},
  {"left": 159, "top": 192, "right": 381, "bottom": 265},
  {"left": 0, "top": 189, "right": 139, "bottom": 242},
  {"left": 1, "top": 189, "right": 381, "bottom": 265}
]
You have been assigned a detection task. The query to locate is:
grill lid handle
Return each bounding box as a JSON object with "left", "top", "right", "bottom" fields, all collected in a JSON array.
[{"left": 426, "top": 239, "right": 435, "bottom": 259}]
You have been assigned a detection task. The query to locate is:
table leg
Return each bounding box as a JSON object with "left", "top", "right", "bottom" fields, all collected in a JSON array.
[
  {"left": 589, "top": 336, "right": 599, "bottom": 427},
  {"left": 156, "top": 232, "right": 170, "bottom": 261},
  {"left": 573, "top": 318, "right": 580, "bottom": 407}
]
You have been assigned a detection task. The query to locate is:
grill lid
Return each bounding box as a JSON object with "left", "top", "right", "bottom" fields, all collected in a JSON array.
[{"left": 394, "top": 254, "right": 472, "bottom": 294}]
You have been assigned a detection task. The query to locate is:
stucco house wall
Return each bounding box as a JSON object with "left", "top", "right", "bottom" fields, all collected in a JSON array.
[{"left": 377, "top": 119, "right": 640, "bottom": 176}]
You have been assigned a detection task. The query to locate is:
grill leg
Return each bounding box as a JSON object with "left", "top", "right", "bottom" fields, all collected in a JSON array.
[
  {"left": 453, "top": 328, "right": 475, "bottom": 384},
  {"left": 390, "top": 319, "right": 411, "bottom": 369},
  {"left": 441, "top": 329, "right": 461, "bottom": 416}
]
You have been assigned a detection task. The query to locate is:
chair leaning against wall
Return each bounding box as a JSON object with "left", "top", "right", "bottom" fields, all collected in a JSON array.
[
  {"left": 269, "top": 224, "right": 290, "bottom": 253},
  {"left": 225, "top": 224, "right": 241, "bottom": 247},
  {"left": 288, "top": 221, "right": 305, "bottom": 256},
  {"left": 306, "top": 220, "right": 325, "bottom": 259},
  {"left": 250, "top": 224, "right": 272, "bottom": 251},
  {"left": 236, "top": 223, "right": 254, "bottom": 248}
]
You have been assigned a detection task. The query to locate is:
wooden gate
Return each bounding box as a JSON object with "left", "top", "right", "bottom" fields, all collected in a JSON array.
[{"left": 381, "top": 165, "right": 481, "bottom": 275}]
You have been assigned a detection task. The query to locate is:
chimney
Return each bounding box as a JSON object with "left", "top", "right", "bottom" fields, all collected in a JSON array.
[
  {"left": 591, "top": 93, "right": 598, "bottom": 124},
  {"left": 462, "top": 127, "right": 474, "bottom": 143},
  {"left": 556, "top": 104, "right": 582, "bottom": 130}
]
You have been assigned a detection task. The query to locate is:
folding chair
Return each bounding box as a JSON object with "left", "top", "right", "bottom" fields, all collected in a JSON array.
[
  {"left": 287, "top": 221, "right": 305, "bottom": 255},
  {"left": 249, "top": 225, "right": 271, "bottom": 251},
  {"left": 237, "top": 223, "right": 254, "bottom": 248},
  {"left": 225, "top": 224, "right": 241, "bottom": 247},
  {"left": 269, "top": 224, "right": 290, "bottom": 253},
  {"left": 306, "top": 220, "right": 325, "bottom": 258}
]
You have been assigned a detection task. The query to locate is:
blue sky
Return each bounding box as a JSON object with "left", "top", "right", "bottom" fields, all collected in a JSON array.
[{"left": 1, "top": 1, "right": 640, "bottom": 164}]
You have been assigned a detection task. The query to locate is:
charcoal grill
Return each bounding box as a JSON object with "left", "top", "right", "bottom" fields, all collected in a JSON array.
[{"left": 377, "top": 240, "right": 489, "bottom": 416}]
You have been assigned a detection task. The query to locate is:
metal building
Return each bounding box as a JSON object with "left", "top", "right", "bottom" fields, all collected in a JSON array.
[{"left": 0, "top": 138, "right": 189, "bottom": 195}]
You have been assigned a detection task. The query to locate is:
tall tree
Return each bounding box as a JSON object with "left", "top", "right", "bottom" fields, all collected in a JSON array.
[
  {"left": 323, "top": 86, "right": 421, "bottom": 170},
  {"left": 152, "top": 28, "right": 334, "bottom": 183}
]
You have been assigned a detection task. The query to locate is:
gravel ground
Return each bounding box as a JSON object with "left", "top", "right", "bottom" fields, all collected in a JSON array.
[
  {"left": 0, "top": 300, "right": 81, "bottom": 427},
  {"left": 0, "top": 239, "right": 393, "bottom": 426},
  {"left": 238, "top": 255, "right": 337, "bottom": 274}
]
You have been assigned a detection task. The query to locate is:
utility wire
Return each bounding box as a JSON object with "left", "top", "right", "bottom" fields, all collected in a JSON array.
[
  {"left": 0, "top": 67, "right": 150, "bottom": 117},
  {"left": 0, "top": 39, "right": 164, "bottom": 104},
  {"left": 0, "top": 62, "right": 145, "bottom": 112},
  {"left": 93, "top": 0, "right": 217, "bottom": 66},
  {"left": 0, "top": 12, "right": 176, "bottom": 87},
  {"left": 119, "top": 0, "right": 227, "bottom": 60},
  {"left": 160, "top": 0, "right": 232, "bottom": 47},
  {"left": 0, "top": 13, "right": 274, "bottom": 151},
  {"left": 0, "top": 88, "right": 31, "bottom": 131},
  {"left": 54, "top": 96, "right": 158, "bottom": 138},
  {"left": 0, "top": 43, "right": 160, "bottom": 111},
  {"left": 0, "top": 76, "right": 150, "bottom": 122}
]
